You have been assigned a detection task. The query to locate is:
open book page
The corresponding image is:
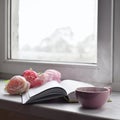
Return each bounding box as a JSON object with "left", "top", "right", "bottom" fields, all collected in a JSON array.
[
  {"left": 22, "top": 81, "right": 66, "bottom": 104},
  {"left": 29, "top": 81, "right": 63, "bottom": 97},
  {"left": 60, "top": 80, "right": 94, "bottom": 102}
]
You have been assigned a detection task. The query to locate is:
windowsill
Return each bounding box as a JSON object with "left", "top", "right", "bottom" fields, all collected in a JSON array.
[{"left": 0, "top": 80, "right": 120, "bottom": 120}]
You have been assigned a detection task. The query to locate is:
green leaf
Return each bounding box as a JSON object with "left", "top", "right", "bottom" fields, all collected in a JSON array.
[
  {"left": 107, "top": 98, "right": 112, "bottom": 102},
  {"left": 4, "top": 80, "right": 9, "bottom": 83}
]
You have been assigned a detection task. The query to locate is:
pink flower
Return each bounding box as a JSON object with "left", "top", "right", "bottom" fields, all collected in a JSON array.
[
  {"left": 38, "top": 73, "right": 50, "bottom": 83},
  {"left": 5, "top": 75, "right": 30, "bottom": 95},
  {"left": 22, "top": 69, "right": 38, "bottom": 88},
  {"left": 44, "top": 69, "right": 61, "bottom": 82},
  {"left": 30, "top": 76, "right": 45, "bottom": 88}
]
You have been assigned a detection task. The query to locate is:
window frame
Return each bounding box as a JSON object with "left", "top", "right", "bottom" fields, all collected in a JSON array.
[
  {"left": 0, "top": 0, "right": 116, "bottom": 87},
  {"left": 112, "top": 0, "right": 120, "bottom": 91}
]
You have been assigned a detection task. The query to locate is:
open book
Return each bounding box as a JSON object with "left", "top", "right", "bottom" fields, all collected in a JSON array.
[{"left": 22, "top": 79, "right": 94, "bottom": 104}]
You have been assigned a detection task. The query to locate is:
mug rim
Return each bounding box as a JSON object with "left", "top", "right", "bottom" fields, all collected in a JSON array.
[{"left": 76, "top": 87, "right": 110, "bottom": 93}]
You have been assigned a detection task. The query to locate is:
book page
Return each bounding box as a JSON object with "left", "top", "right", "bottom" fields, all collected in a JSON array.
[
  {"left": 29, "top": 81, "right": 64, "bottom": 97},
  {"left": 60, "top": 79, "right": 94, "bottom": 94},
  {"left": 60, "top": 80, "right": 94, "bottom": 102},
  {"left": 22, "top": 81, "right": 65, "bottom": 104}
]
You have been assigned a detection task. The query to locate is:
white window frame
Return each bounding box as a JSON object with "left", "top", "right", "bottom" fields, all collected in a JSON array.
[
  {"left": 1, "top": 0, "right": 119, "bottom": 90},
  {"left": 112, "top": 0, "right": 120, "bottom": 91}
]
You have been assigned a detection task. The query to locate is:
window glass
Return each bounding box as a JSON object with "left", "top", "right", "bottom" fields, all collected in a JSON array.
[{"left": 11, "top": 0, "right": 97, "bottom": 63}]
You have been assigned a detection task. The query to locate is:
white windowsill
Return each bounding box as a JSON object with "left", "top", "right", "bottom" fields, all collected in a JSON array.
[{"left": 0, "top": 80, "right": 120, "bottom": 120}]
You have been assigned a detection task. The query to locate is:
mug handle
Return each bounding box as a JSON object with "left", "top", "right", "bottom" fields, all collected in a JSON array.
[{"left": 104, "top": 86, "right": 112, "bottom": 94}]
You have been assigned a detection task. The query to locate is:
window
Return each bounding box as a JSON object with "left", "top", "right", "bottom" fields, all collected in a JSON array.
[{"left": 0, "top": 0, "right": 116, "bottom": 86}]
